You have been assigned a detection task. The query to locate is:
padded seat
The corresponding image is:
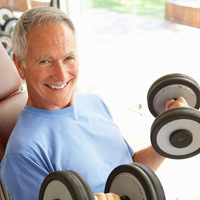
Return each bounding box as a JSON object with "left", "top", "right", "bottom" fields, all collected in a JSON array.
[{"left": 0, "top": 43, "right": 27, "bottom": 161}]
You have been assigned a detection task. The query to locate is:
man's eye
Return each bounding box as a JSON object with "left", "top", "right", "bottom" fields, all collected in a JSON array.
[
  {"left": 40, "top": 60, "right": 49, "bottom": 64},
  {"left": 65, "top": 56, "right": 74, "bottom": 61}
]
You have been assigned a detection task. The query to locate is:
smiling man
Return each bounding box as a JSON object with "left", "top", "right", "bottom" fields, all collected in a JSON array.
[
  {"left": 0, "top": 7, "right": 125, "bottom": 200},
  {"left": 14, "top": 20, "right": 79, "bottom": 110},
  {"left": 0, "top": 6, "right": 188, "bottom": 200}
]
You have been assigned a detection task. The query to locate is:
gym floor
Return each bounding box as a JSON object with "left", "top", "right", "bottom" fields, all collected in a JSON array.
[{"left": 77, "top": 9, "right": 200, "bottom": 200}]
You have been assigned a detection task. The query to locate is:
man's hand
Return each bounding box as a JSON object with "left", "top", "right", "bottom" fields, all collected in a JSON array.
[
  {"left": 165, "top": 97, "right": 189, "bottom": 111},
  {"left": 94, "top": 193, "right": 121, "bottom": 200}
]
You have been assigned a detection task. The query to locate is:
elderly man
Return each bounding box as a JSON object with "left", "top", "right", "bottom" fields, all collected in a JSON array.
[{"left": 0, "top": 6, "right": 188, "bottom": 200}]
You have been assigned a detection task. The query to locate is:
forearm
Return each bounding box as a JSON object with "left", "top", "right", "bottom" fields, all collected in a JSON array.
[{"left": 132, "top": 145, "right": 165, "bottom": 172}]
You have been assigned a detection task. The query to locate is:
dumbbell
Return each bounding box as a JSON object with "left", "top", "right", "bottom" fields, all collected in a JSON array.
[
  {"left": 0, "top": 31, "right": 12, "bottom": 54},
  {"left": 0, "top": 7, "right": 18, "bottom": 37},
  {"left": 0, "top": 7, "right": 18, "bottom": 54},
  {"left": 39, "top": 163, "right": 165, "bottom": 200},
  {"left": 0, "top": 8, "right": 14, "bottom": 28},
  {"left": 147, "top": 73, "right": 200, "bottom": 159},
  {"left": 0, "top": 17, "right": 18, "bottom": 54},
  {"left": 3, "top": 17, "right": 18, "bottom": 35}
]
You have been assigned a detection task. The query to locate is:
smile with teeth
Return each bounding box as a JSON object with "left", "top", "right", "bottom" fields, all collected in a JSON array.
[{"left": 46, "top": 82, "right": 68, "bottom": 89}]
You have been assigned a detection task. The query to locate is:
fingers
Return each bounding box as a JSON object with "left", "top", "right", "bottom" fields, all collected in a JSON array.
[
  {"left": 94, "top": 193, "right": 121, "bottom": 200},
  {"left": 165, "top": 99, "right": 176, "bottom": 111},
  {"left": 165, "top": 97, "right": 189, "bottom": 111}
]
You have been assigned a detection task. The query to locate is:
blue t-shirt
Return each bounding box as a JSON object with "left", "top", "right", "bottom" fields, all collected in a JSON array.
[{"left": 0, "top": 93, "right": 134, "bottom": 200}]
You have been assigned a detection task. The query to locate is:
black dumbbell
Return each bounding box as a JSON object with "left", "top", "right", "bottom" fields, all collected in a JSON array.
[
  {"left": 0, "top": 31, "right": 12, "bottom": 54},
  {"left": 3, "top": 17, "right": 18, "bottom": 36},
  {"left": 39, "top": 170, "right": 94, "bottom": 200},
  {"left": 105, "top": 163, "right": 165, "bottom": 200},
  {"left": 0, "top": 8, "right": 17, "bottom": 54},
  {"left": 39, "top": 163, "right": 165, "bottom": 200},
  {"left": 147, "top": 73, "right": 200, "bottom": 159},
  {"left": 0, "top": 8, "right": 14, "bottom": 27}
]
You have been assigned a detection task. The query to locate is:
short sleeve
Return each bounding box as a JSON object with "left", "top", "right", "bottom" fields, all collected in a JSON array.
[
  {"left": 123, "top": 137, "right": 134, "bottom": 157},
  {"left": 0, "top": 154, "right": 48, "bottom": 200}
]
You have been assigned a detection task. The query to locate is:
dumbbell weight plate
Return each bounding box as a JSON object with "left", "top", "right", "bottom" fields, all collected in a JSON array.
[
  {"left": 4, "top": 18, "right": 18, "bottom": 35},
  {"left": 151, "top": 107, "right": 200, "bottom": 159},
  {"left": 0, "top": 35, "right": 12, "bottom": 53},
  {"left": 0, "top": 8, "right": 14, "bottom": 26},
  {"left": 39, "top": 170, "right": 94, "bottom": 200},
  {"left": 69, "top": 171, "right": 95, "bottom": 199},
  {"left": 133, "top": 163, "right": 165, "bottom": 200},
  {"left": 105, "top": 163, "right": 165, "bottom": 200},
  {"left": 147, "top": 73, "right": 200, "bottom": 117}
]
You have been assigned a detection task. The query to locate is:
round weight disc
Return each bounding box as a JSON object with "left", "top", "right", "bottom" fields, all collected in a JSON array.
[
  {"left": 151, "top": 107, "right": 200, "bottom": 159},
  {"left": 39, "top": 171, "right": 94, "bottom": 200},
  {"left": 133, "top": 163, "right": 165, "bottom": 200},
  {"left": 4, "top": 18, "right": 18, "bottom": 35},
  {"left": 105, "top": 164, "right": 158, "bottom": 200},
  {"left": 0, "top": 35, "right": 12, "bottom": 53},
  {"left": 147, "top": 73, "right": 200, "bottom": 117},
  {"left": 0, "top": 8, "right": 14, "bottom": 26},
  {"left": 69, "top": 171, "right": 95, "bottom": 199}
]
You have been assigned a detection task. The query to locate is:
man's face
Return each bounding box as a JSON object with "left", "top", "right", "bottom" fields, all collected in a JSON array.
[{"left": 19, "top": 22, "right": 79, "bottom": 110}]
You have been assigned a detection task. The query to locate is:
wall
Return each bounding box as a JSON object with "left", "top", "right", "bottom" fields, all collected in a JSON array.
[{"left": 0, "top": 0, "right": 50, "bottom": 11}]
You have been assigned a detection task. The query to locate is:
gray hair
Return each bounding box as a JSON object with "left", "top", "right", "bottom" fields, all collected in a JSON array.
[{"left": 12, "top": 6, "right": 75, "bottom": 62}]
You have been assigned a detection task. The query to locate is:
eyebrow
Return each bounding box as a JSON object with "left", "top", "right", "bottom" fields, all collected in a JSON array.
[
  {"left": 36, "top": 55, "right": 53, "bottom": 62},
  {"left": 36, "top": 52, "right": 77, "bottom": 62},
  {"left": 63, "top": 52, "right": 77, "bottom": 59}
]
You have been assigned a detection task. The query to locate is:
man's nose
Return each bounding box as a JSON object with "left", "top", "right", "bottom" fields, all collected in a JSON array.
[{"left": 54, "top": 63, "right": 68, "bottom": 81}]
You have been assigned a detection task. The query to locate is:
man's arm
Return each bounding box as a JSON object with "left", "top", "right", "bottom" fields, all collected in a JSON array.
[{"left": 132, "top": 146, "right": 165, "bottom": 172}]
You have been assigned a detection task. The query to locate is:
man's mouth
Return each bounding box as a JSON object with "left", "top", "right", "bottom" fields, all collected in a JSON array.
[{"left": 45, "top": 82, "right": 68, "bottom": 89}]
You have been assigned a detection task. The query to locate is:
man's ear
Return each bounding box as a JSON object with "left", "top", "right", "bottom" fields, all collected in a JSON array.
[{"left": 13, "top": 53, "right": 25, "bottom": 79}]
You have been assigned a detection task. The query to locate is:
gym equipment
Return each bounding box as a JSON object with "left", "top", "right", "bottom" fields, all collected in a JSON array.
[
  {"left": 147, "top": 73, "right": 200, "bottom": 159},
  {"left": 39, "top": 163, "right": 165, "bottom": 200},
  {"left": 0, "top": 8, "right": 18, "bottom": 54},
  {"left": 0, "top": 8, "right": 14, "bottom": 27},
  {"left": 3, "top": 18, "right": 18, "bottom": 35},
  {"left": 39, "top": 170, "right": 95, "bottom": 200},
  {"left": 0, "top": 43, "right": 27, "bottom": 200},
  {"left": 50, "top": 0, "right": 60, "bottom": 8},
  {"left": 0, "top": 176, "right": 10, "bottom": 200},
  {"left": 105, "top": 163, "right": 165, "bottom": 200},
  {"left": 147, "top": 73, "right": 200, "bottom": 117},
  {"left": 0, "top": 33, "right": 12, "bottom": 54}
]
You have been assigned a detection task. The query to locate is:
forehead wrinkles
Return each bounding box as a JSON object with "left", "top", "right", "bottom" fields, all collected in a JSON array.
[
  {"left": 26, "top": 23, "right": 76, "bottom": 55},
  {"left": 28, "top": 28, "right": 72, "bottom": 45}
]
